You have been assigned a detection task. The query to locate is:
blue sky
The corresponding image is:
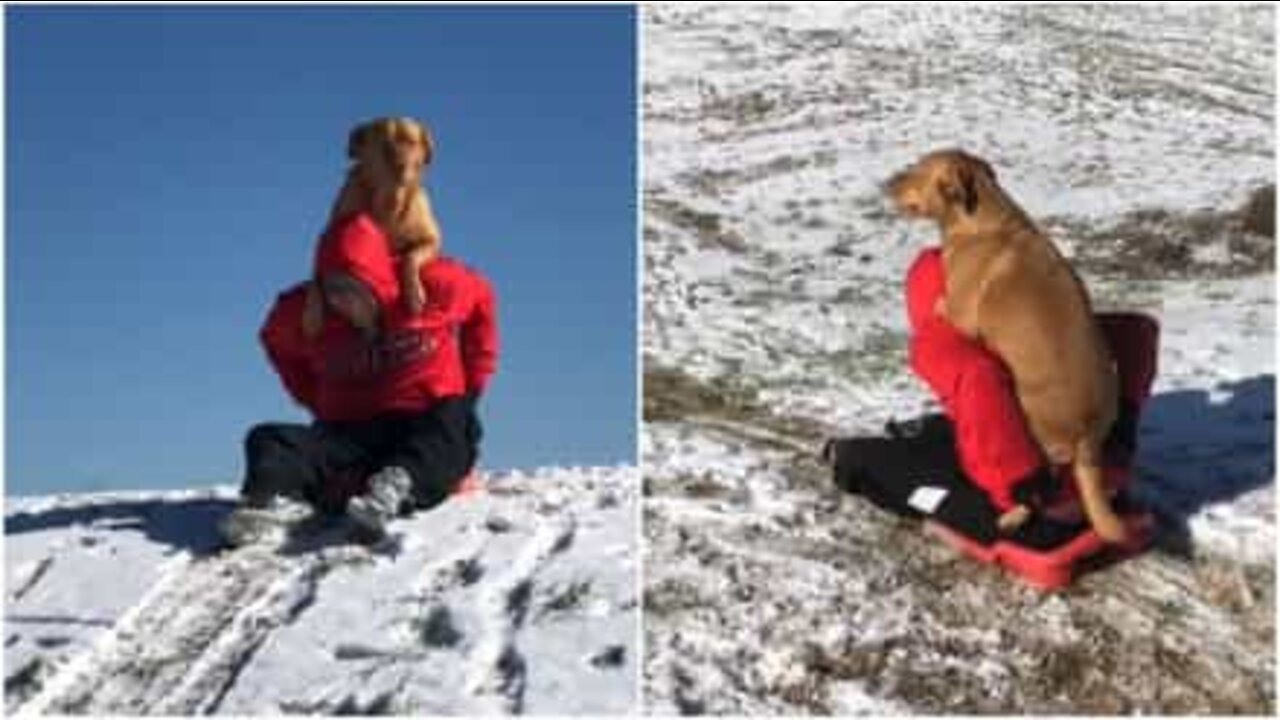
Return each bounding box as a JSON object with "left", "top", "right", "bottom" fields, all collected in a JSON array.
[{"left": 6, "top": 6, "right": 636, "bottom": 496}]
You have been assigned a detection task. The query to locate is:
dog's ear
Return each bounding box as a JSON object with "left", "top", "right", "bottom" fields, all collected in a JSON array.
[
  {"left": 937, "top": 161, "right": 980, "bottom": 215},
  {"left": 347, "top": 122, "right": 372, "bottom": 161},
  {"left": 978, "top": 158, "right": 996, "bottom": 183},
  {"left": 969, "top": 154, "right": 997, "bottom": 185}
]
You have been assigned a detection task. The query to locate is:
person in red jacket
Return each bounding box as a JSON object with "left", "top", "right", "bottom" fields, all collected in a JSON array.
[
  {"left": 221, "top": 213, "right": 498, "bottom": 546},
  {"left": 902, "top": 247, "right": 1060, "bottom": 518},
  {"left": 827, "top": 247, "right": 1157, "bottom": 548}
]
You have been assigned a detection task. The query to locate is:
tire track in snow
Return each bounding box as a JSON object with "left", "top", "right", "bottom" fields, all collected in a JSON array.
[
  {"left": 464, "top": 516, "right": 577, "bottom": 714},
  {"left": 9, "top": 557, "right": 55, "bottom": 604},
  {"left": 14, "top": 545, "right": 339, "bottom": 716}
]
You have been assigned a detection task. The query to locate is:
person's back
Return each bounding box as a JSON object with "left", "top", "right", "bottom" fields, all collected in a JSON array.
[
  {"left": 229, "top": 213, "right": 499, "bottom": 546},
  {"left": 260, "top": 215, "right": 498, "bottom": 421},
  {"left": 369, "top": 256, "right": 498, "bottom": 415}
]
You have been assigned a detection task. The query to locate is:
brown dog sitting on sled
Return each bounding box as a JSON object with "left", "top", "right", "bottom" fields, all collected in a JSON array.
[
  {"left": 303, "top": 116, "right": 442, "bottom": 337},
  {"left": 884, "top": 148, "right": 1127, "bottom": 543}
]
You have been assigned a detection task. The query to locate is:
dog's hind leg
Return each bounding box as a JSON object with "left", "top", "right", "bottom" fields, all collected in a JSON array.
[{"left": 1073, "top": 440, "right": 1127, "bottom": 543}]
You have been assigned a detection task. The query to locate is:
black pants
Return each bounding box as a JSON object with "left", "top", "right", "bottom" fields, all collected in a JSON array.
[
  {"left": 829, "top": 414, "right": 1088, "bottom": 549},
  {"left": 240, "top": 396, "right": 482, "bottom": 515},
  {"left": 831, "top": 414, "right": 1001, "bottom": 544}
]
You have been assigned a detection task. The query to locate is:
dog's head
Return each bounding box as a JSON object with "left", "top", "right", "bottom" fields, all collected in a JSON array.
[
  {"left": 883, "top": 149, "right": 997, "bottom": 223},
  {"left": 347, "top": 116, "right": 434, "bottom": 189}
]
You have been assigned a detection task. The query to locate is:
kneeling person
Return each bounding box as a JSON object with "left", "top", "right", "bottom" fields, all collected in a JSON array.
[{"left": 223, "top": 213, "right": 497, "bottom": 547}]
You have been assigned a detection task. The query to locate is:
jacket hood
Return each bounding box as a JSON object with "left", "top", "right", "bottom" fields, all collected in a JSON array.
[
  {"left": 314, "top": 213, "right": 400, "bottom": 310},
  {"left": 905, "top": 247, "right": 945, "bottom": 331}
]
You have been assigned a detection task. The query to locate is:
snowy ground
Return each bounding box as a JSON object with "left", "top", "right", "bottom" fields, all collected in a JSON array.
[
  {"left": 643, "top": 4, "right": 1274, "bottom": 714},
  {"left": 5, "top": 466, "right": 637, "bottom": 715}
]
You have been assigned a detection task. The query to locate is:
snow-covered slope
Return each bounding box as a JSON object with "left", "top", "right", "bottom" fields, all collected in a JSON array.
[
  {"left": 5, "top": 466, "right": 637, "bottom": 715},
  {"left": 643, "top": 4, "right": 1274, "bottom": 714}
]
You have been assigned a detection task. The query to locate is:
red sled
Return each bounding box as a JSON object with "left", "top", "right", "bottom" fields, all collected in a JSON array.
[
  {"left": 924, "top": 511, "right": 1156, "bottom": 590},
  {"left": 452, "top": 468, "right": 484, "bottom": 497},
  {"left": 921, "top": 311, "right": 1162, "bottom": 590}
]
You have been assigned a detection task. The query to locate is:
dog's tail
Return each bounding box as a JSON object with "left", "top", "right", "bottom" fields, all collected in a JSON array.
[{"left": 1072, "top": 439, "right": 1128, "bottom": 544}]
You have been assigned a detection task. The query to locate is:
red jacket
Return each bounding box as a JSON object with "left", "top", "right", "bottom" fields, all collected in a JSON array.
[
  {"left": 369, "top": 256, "right": 498, "bottom": 414},
  {"left": 906, "top": 248, "right": 1041, "bottom": 510},
  {"left": 905, "top": 248, "right": 1158, "bottom": 511},
  {"left": 260, "top": 214, "right": 498, "bottom": 421}
]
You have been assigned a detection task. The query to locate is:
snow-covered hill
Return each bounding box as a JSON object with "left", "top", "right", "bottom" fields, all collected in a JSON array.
[
  {"left": 643, "top": 4, "right": 1274, "bottom": 714},
  {"left": 5, "top": 466, "right": 637, "bottom": 715}
]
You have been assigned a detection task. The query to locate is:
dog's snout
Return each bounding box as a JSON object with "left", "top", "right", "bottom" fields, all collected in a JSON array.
[{"left": 882, "top": 169, "right": 912, "bottom": 198}]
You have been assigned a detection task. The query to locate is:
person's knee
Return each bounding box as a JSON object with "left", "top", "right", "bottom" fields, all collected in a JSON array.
[
  {"left": 244, "top": 424, "right": 318, "bottom": 476},
  {"left": 245, "top": 424, "right": 281, "bottom": 456},
  {"left": 244, "top": 423, "right": 294, "bottom": 458},
  {"left": 241, "top": 425, "right": 291, "bottom": 504}
]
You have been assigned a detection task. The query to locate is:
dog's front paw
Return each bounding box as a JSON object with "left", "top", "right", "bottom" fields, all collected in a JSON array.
[
  {"left": 1092, "top": 515, "right": 1130, "bottom": 545},
  {"left": 996, "top": 504, "right": 1032, "bottom": 533},
  {"left": 404, "top": 281, "right": 427, "bottom": 314}
]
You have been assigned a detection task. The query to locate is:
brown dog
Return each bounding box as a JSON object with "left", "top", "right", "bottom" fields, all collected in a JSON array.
[
  {"left": 303, "top": 116, "right": 442, "bottom": 337},
  {"left": 884, "top": 149, "right": 1127, "bottom": 543}
]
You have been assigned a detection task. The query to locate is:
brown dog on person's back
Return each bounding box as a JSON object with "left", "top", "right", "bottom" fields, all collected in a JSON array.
[
  {"left": 303, "top": 116, "right": 442, "bottom": 337},
  {"left": 884, "top": 149, "right": 1127, "bottom": 543}
]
